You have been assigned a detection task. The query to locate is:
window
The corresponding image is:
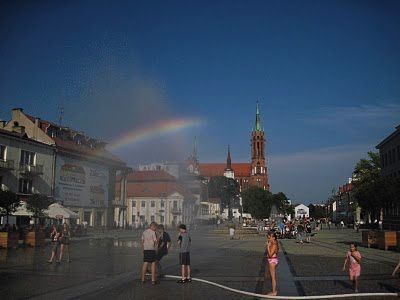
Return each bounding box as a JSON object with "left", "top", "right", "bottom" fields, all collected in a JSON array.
[
  {"left": 150, "top": 215, "right": 155, "bottom": 222},
  {"left": 389, "top": 150, "right": 392, "bottom": 164},
  {"left": 393, "top": 148, "right": 396, "bottom": 162},
  {"left": 132, "top": 201, "right": 136, "bottom": 208},
  {"left": 173, "top": 201, "right": 178, "bottom": 209},
  {"left": 132, "top": 215, "right": 136, "bottom": 223},
  {"left": 141, "top": 201, "right": 146, "bottom": 208},
  {"left": 20, "top": 150, "right": 35, "bottom": 165},
  {"left": 0, "top": 145, "right": 5, "bottom": 160},
  {"left": 160, "top": 215, "right": 164, "bottom": 223},
  {"left": 151, "top": 201, "right": 155, "bottom": 207},
  {"left": 385, "top": 153, "right": 388, "bottom": 166},
  {"left": 381, "top": 154, "right": 385, "bottom": 167},
  {"left": 19, "top": 178, "right": 32, "bottom": 194},
  {"left": 161, "top": 200, "right": 165, "bottom": 208}
]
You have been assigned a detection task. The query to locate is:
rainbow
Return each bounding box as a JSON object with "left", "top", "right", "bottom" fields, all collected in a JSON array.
[{"left": 107, "top": 118, "right": 204, "bottom": 151}]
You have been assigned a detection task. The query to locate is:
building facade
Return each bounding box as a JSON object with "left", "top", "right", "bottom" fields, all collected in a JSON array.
[
  {"left": 1, "top": 108, "right": 126, "bottom": 227},
  {"left": 117, "top": 170, "right": 196, "bottom": 228},
  {"left": 376, "top": 124, "right": 400, "bottom": 230},
  {"left": 294, "top": 204, "right": 309, "bottom": 219}
]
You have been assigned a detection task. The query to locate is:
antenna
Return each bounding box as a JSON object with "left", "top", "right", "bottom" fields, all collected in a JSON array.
[{"left": 58, "top": 106, "right": 64, "bottom": 126}]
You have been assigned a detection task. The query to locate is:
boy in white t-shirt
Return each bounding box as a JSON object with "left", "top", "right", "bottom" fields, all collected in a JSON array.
[{"left": 141, "top": 222, "right": 158, "bottom": 284}]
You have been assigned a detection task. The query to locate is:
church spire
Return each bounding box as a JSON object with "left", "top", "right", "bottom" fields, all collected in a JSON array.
[
  {"left": 255, "top": 101, "right": 263, "bottom": 131},
  {"left": 193, "top": 136, "right": 198, "bottom": 160},
  {"left": 226, "top": 145, "right": 232, "bottom": 170}
]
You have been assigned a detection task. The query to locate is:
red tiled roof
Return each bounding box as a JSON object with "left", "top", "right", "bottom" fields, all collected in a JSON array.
[
  {"left": 199, "top": 163, "right": 251, "bottom": 178},
  {"left": 125, "top": 170, "right": 176, "bottom": 182},
  {"left": 126, "top": 181, "right": 190, "bottom": 198},
  {"left": 26, "top": 114, "right": 57, "bottom": 133},
  {"left": 339, "top": 182, "right": 354, "bottom": 194},
  {"left": 54, "top": 137, "right": 125, "bottom": 166}
]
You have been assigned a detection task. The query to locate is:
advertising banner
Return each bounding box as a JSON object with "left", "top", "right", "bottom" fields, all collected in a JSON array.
[{"left": 55, "top": 156, "right": 109, "bottom": 207}]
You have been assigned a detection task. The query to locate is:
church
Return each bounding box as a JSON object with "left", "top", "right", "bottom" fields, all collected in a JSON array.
[{"left": 187, "top": 103, "right": 270, "bottom": 191}]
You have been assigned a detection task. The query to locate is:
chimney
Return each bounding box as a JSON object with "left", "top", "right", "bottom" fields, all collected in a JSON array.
[
  {"left": 11, "top": 108, "right": 23, "bottom": 121},
  {"left": 35, "top": 118, "right": 40, "bottom": 127},
  {"left": 0, "top": 120, "right": 6, "bottom": 128}
]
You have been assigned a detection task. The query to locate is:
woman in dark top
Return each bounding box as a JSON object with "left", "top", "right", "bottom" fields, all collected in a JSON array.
[
  {"left": 156, "top": 224, "right": 171, "bottom": 276},
  {"left": 59, "top": 223, "right": 71, "bottom": 262}
]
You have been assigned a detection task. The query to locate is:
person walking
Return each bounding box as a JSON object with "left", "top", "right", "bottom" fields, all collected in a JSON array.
[
  {"left": 48, "top": 226, "right": 62, "bottom": 263},
  {"left": 305, "top": 221, "right": 312, "bottom": 243},
  {"left": 177, "top": 224, "right": 192, "bottom": 283},
  {"left": 59, "top": 223, "right": 71, "bottom": 262},
  {"left": 141, "top": 222, "right": 158, "bottom": 284},
  {"left": 297, "top": 222, "right": 304, "bottom": 244},
  {"left": 266, "top": 231, "right": 279, "bottom": 296},
  {"left": 156, "top": 224, "right": 171, "bottom": 277},
  {"left": 342, "top": 243, "right": 362, "bottom": 292}
]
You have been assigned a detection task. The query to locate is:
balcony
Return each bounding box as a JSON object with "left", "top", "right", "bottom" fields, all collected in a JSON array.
[
  {"left": 19, "top": 164, "right": 44, "bottom": 176},
  {"left": 171, "top": 207, "right": 182, "bottom": 215},
  {"left": 0, "top": 160, "right": 14, "bottom": 170}
]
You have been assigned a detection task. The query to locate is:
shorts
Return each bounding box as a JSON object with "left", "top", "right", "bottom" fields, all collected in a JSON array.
[
  {"left": 143, "top": 250, "right": 156, "bottom": 263},
  {"left": 268, "top": 257, "right": 279, "bottom": 265},
  {"left": 179, "top": 252, "right": 190, "bottom": 265},
  {"left": 61, "top": 236, "right": 70, "bottom": 245}
]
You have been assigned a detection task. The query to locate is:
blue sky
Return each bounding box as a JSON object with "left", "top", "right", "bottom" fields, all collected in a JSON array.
[{"left": 1, "top": 0, "right": 399, "bottom": 203}]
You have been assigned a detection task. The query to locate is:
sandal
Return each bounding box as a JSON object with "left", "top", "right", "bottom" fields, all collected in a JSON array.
[
  {"left": 177, "top": 279, "right": 187, "bottom": 283},
  {"left": 186, "top": 278, "right": 192, "bottom": 283}
]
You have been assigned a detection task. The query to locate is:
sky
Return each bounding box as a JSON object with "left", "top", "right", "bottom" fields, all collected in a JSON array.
[{"left": 1, "top": 0, "right": 399, "bottom": 204}]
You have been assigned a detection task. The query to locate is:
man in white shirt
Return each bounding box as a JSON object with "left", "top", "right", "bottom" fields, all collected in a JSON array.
[{"left": 141, "top": 222, "right": 158, "bottom": 284}]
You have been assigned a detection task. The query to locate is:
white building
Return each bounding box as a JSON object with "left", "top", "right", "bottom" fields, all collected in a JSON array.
[
  {"left": 294, "top": 204, "right": 310, "bottom": 219},
  {"left": 117, "top": 170, "right": 195, "bottom": 227}
]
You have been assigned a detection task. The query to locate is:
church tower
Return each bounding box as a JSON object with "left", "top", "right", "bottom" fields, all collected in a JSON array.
[
  {"left": 187, "top": 136, "right": 199, "bottom": 174},
  {"left": 250, "top": 102, "right": 269, "bottom": 190},
  {"left": 223, "top": 145, "right": 235, "bottom": 179}
]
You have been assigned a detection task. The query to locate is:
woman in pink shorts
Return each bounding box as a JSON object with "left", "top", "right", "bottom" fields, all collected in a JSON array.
[
  {"left": 342, "top": 243, "right": 362, "bottom": 292},
  {"left": 267, "top": 231, "right": 279, "bottom": 296}
]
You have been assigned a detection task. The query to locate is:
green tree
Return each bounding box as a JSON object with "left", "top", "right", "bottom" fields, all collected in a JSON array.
[
  {"left": 208, "top": 176, "right": 240, "bottom": 219},
  {"left": 241, "top": 187, "right": 273, "bottom": 219},
  {"left": 352, "top": 151, "right": 396, "bottom": 222},
  {"left": 0, "top": 190, "right": 20, "bottom": 224},
  {"left": 26, "top": 194, "right": 53, "bottom": 225}
]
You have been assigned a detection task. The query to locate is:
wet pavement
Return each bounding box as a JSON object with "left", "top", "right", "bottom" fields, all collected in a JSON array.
[{"left": 0, "top": 227, "right": 399, "bottom": 299}]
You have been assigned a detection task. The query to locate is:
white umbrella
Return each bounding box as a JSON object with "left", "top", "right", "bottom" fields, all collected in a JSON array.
[{"left": 45, "top": 203, "right": 78, "bottom": 219}]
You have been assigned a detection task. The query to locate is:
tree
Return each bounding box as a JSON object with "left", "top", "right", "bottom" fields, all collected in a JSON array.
[
  {"left": 352, "top": 151, "right": 399, "bottom": 223},
  {"left": 241, "top": 187, "right": 273, "bottom": 219},
  {"left": 0, "top": 190, "right": 20, "bottom": 224},
  {"left": 26, "top": 194, "right": 53, "bottom": 225},
  {"left": 208, "top": 176, "right": 240, "bottom": 219}
]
